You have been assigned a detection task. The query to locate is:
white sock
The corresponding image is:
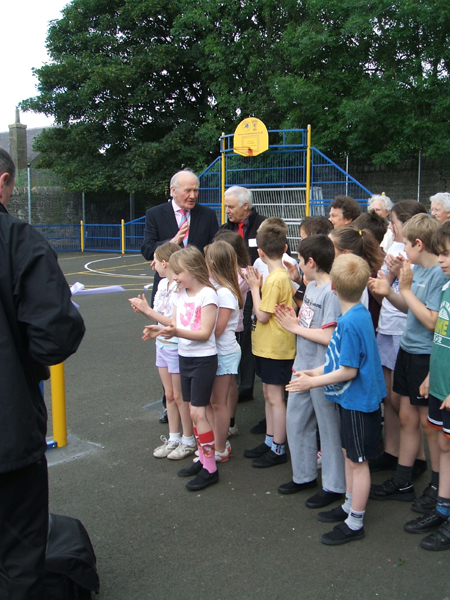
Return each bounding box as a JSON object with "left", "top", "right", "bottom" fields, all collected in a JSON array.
[
  {"left": 342, "top": 492, "right": 352, "bottom": 514},
  {"left": 169, "top": 432, "right": 181, "bottom": 443},
  {"left": 345, "top": 507, "right": 365, "bottom": 531},
  {"left": 182, "top": 435, "right": 195, "bottom": 446}
]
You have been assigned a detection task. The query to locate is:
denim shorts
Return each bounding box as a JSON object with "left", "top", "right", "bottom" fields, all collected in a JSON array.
[{"left": 217, "top": 349, "right": 242, "bottom": 376}]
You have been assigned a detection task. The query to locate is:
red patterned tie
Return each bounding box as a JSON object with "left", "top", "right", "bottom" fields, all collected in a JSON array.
[
  {"left": 179, "top": 209, "right": 189, "bottom": 246},
  {"left": 237, "top": 222, "right": 244, "bottom": 238}
]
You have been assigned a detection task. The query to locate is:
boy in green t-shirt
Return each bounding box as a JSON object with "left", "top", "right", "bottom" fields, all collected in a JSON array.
[
  {"left": 243, "top": 219, "right": 296, "bottom": 467},
  {"left": 404, "top": 221, "right": 450, "bottom": 551}
]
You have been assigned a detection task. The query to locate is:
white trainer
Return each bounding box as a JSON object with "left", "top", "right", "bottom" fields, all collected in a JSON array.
[
  {"left": 227, "top": 425, "right": 239, "bottom": 438},
  {"left": 167, "top": 442, "right": 197, "bottom": 460},
  {"left": 153, "top": 436, "right": 179, "bottom": 458}
]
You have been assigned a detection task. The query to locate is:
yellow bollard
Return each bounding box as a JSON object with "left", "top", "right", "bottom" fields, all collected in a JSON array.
[
  {"left": 80, "top": 220, "right": 85, "bottom": 252},
  {"left": 50, "top": 363, "right": 67, "bottom": 448},
  {"left": 121, "top": 219, "right": 125, "bottom": 254}
]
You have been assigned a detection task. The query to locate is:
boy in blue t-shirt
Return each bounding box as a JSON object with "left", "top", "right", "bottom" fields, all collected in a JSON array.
[{"left": 289, "top": 253, "right": 386, "bottom": 545}]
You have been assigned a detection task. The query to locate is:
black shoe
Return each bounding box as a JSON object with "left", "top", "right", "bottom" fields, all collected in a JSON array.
[
  {"left": 321, "top": 522, "right": 365, "bottom": 546},
  {"left": 252, "top": 450, "right": 287, "bottom": 468},
  {"left": 369, "top": 452, "right": 398, "bottom": 473},
  {"left": 411, "top": 483, "right": 438, "bottom": 514},
  {"left": 186, "top": 467, "right": 219, "bottom": 491},
  {"left": 369, "top": 477, "right": 415, "bottom": 502},
  {"left": 404, "top": 509, "right": 446, "bottom": 534},
  {"left": 317, "top": 506, "right": 348, "bottom": 523},
  {"left": 411, "top": 459, "right": 428, "bottom": 482},
  {"left": 420, "top": 521, "right": 450, "bottom": 551},
  {"left": 159, "top": 409, "right": 168, "bottom": 424},
  {"left": 306, "top": 490, "right": 343, "bottom": 509},
  {"left": 250, "top": 418, "right": 267, "bottom": 434},
  {"left": 177, "top": 461, "right": 203, "bottom": 478},
  {"left": 278, "top": 479, "right": 317, "bottom": 495},
  {"left": 244, "top": 442, "right": 270, "bottom": 458}
]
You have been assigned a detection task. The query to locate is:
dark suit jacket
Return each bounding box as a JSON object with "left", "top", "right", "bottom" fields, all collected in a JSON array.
[{"left": 141, "top": 201, "right": 219, "bottom": 302}]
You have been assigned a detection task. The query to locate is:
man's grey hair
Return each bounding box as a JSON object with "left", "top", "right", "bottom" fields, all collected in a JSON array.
[
  {"left": 0, "top": 149, "right": 16, "bottom": 180},
  {"left": 368, "top": 193, "right": 393, "bottom": 213},
  {"left": 430, "top": 192, "right": 450, "bottom": 212},
  {"left": 170, "top": 169, "right": 199, "bottom": 192},
  {"left": 224, "top": 186, "right": 253, "bottom": 208}
]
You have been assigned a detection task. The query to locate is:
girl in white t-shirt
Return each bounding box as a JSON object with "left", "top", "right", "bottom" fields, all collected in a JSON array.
[
  {"left": 129, "top": 243, "right": 196, "bottom": 461},
  {"left": 205, "top": 241, "right": 243, "bottom": 462},
  {"left": 149, "top": 246, "right": 219, "bottom": 491}
]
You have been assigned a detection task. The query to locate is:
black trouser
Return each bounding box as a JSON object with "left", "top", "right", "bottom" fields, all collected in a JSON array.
[
  {"left": 237, "top": 293, "right": 256, "bottom": 397},
  {"left": 0, "top": 457, "right": 49, "bottom": 600}
]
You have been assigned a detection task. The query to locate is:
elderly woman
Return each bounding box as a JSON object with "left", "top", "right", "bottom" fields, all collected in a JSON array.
[
  {"left": 430, "top": 192, "right": 450, "bottom": 224},
  {"left": 368, "top": 192, "right": 394, "bottom": 252}
]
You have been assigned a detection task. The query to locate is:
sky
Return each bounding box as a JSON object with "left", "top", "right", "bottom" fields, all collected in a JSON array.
[{"left": 1, "top": 1, "right": 69, "bottom": 133}]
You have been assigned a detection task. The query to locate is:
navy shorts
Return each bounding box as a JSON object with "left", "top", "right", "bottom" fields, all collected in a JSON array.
[
  {"left": 179, "top": 355, "right": 218, "bottom": 407},
  {"left": 339, "top": 405, "right": 382, "bottom": 463},
  {"left": 428, "top": 394, "right": 450, "bottom": 438},
  {"left": 393, "top": 348, "right": 430, "bottom": 406},
  {"left": 255, "top": 356, "right": 294, "bottom": 385}
]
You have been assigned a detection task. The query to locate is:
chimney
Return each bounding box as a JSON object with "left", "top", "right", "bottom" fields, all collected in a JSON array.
[{"left": 9, "top": 108, "right": 28, "bottom": 170}]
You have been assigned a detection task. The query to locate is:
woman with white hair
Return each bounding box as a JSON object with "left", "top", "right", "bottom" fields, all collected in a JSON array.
[
  {"left": 430, "top": 192, "right": 450, "bottom": 224},
  {"left": 368, "top": 192, "right": 394, "bottom": 252}
]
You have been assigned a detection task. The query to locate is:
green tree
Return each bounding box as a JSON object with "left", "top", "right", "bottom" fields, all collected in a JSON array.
[{"left": 22, "top": 0, "right": 450, "bottom": 193}]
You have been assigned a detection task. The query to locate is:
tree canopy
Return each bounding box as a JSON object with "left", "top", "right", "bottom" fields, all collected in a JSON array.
[{"left": 22, "top": 0, "right": 450, "bottom": 192}]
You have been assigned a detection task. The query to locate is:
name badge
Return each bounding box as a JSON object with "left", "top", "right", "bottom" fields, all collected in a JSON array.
[{"left": 248, "top": 238, "right": 257, "bottom": 248}]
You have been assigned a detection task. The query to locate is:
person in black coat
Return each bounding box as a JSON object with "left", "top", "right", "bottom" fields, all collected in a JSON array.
[
  {"left": 220, "top": 186, "right": 267, "bottom": 401},
  {"left": 0, "top": 149, "right": 85, "bottom": 600}
]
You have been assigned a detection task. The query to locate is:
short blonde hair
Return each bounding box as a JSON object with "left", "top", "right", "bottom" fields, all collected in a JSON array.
[
  {"left": 330, "top": 254, "right": 370, "bottom": 303},
  {"left": 402, "top": 213, "right": 441, "bottom": 253}
]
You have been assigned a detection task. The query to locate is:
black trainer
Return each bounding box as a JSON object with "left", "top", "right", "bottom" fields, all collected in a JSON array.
[
  {"left": 278, "top": 479, "right": 317, "bottom": 495},
  {"left": 404, "top": 510, "right": 446, "bottom": 534},
  {"left": 411, "top": 483, "right": 438, "bottom": 514},
  {"left": 186, "top": 467, "right": 219, "bottom": 491},
  {"left": 252, "top": 450, "right": 287, "bottom": 468},
  {"left": 321, "top": 522, "right": 365, "bottom": 546},
  {"left": 243, "top": 442, "right": 270, "bottom": 459},
  {"left": 317, "top": 505, "right": 348, "bottom": 523},
  {"left": 369, "top": 477, "right": 415, "bottom": 502},
  {"left": 177, "top": 461, "right": 203, "bottom": 478},
  {"left": 420, "top": 521, "right": 450, "bottom": 551}
]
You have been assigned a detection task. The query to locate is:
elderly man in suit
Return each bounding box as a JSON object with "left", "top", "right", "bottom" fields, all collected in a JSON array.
[
  {"left": 141, "top": 169, "right": 219, "bottom": 302},
  {"left": 141, "top": 169, "right": 219, "bottom": 420}
]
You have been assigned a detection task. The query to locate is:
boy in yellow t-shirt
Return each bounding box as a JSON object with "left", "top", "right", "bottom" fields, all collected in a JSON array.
[{"left": 244, "top": 219, "right": 296, "bottom": 467}]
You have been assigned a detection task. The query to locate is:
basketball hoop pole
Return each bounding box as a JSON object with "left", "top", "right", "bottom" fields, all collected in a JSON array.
[
  {"left": 221, "top": 132, "right": 226, "bottom": 225},
  {"left": 306, "top": 124, "right": 312, "bottom": 217}
]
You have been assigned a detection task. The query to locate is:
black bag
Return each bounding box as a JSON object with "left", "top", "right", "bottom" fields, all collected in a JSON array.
[{"left": 45, "top": 513, "right": 100, "bottom": 600}]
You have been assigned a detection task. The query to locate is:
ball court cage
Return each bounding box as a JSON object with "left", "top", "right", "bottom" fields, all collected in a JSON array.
[{"left": 34, "top": 128, "right": 372, "bottom": 254}]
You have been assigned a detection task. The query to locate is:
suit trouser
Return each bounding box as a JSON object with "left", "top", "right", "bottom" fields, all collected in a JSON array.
[
  {"left": 237, "top": 293, "right": 255, "bottom": 396},
  {"left": 0, "top": 456, "right": 49, "bottom": 600},
  {"left": 287, "top": 389, "right": 346, "bottom": 493}
]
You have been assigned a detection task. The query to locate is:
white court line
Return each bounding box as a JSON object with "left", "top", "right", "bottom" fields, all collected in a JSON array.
[{"left": 84, "top": 255, "right": 153, "bottom": 279}]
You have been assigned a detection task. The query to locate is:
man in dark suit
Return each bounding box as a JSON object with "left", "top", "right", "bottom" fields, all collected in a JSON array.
[
  {"left": 141, "top": 169, "right": 219, "bottom": 421},
  {"left": 141, "top": 169, "right": 219, "bottom": 305},
  {"left": 220, "top": 186, "right": 267, "bottom": 402}
]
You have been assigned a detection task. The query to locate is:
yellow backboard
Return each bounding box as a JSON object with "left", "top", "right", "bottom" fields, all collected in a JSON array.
[{"left": 233, "top": 118, "right": 269, "bottom": 157}]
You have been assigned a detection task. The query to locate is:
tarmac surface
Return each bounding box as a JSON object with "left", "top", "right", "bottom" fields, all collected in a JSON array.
[{"left": 44, "top": 251, "right": 450, "bottom": 600}]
